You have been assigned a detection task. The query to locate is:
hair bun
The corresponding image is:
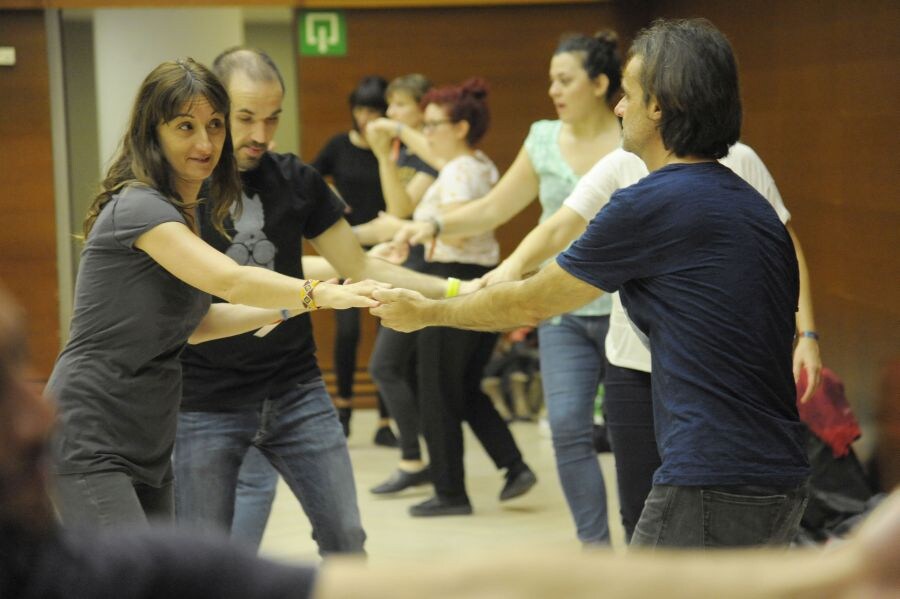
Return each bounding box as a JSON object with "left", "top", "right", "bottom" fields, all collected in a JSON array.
[
  {"left": 593, "top": 30, "right": 618, "bottom": 47},
  {"left": 460, "top": 77, "right": 489, "bottom": 100}
]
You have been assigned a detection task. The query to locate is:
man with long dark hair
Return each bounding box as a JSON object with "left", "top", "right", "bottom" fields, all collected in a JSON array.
[{"left": 373, "top": 19, "right": 811, "bottom": 548}]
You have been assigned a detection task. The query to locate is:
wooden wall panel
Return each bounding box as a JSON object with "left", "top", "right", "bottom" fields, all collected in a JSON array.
[
  {"left": 297, "top": 2, "right": 645, "bottom": 371},
  {"left": 0, "top": 10, "right": 60, "bottom": 378},
  {"left": 649, "top": 0, "right": 900, "bottom": 465}
]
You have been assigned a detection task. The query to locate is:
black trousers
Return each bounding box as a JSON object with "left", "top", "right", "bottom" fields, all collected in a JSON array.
[
  {"left": 417, "top": 261, "right": 522, "bottom": 499},
  {"left": 334, "top": 307, "right": 389, "bottom": 418},
  {"left": 333, "top": 307, "right": 360, "bottom": 400},
  {"left": 369, "top": 326, "right": 421, "bottom": 460},
  {"left": 603, "top": 359, "right": 660, "bottom": 541}
]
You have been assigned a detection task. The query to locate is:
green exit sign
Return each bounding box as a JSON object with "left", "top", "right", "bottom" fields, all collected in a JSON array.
[{"left": 299, "top": 11, "right": 347, "bottom": 57}]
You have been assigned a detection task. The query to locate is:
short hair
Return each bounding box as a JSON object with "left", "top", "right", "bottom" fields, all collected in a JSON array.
[
  {"left": 83, "top": 58, "right": 242, "bottom": 238},
  {"left": 386, "top": 73, "right": 432, "bottom": 104},
  {"left": 349, "top": 75, "right": 389, "bottom": 113},
  {"left": 212, "top": 46, "right": 285, "bottom": 92},
  {"left": 629, "top": 18, "right": 741, "bottom": 159},
  {"left": 555, "top": 30, "right": 622, "bottom": 101},
  {"left": 421, "top": 78, "right": 490, "bottom": 146}
]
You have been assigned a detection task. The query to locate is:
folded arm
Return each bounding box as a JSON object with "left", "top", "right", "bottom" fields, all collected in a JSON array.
[{"left": 394, "top": 146, "right": 539, "bottom": 245}]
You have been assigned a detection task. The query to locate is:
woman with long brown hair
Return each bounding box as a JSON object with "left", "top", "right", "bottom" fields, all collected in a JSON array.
[{"left": 46, "top": 58, "right": 382, "bottom": 528}]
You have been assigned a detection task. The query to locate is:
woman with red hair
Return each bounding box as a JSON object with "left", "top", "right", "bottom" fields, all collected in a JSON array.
[{"left": 400, "top": 78, "right": 536, "bottom": 517}]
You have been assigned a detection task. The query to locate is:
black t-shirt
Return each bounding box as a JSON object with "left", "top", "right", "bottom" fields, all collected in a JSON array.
[
  {"left": 558, "top": 162, "right": 809, "bottom": 487},
  {"left": 311, "top": 132, "right": 385, "bottom": 226},
  {"left": 180, "top": 152, "right": 344, "bottom": 411},
  {"left": 1, "top": 525, "right": 316, "bottom": 599}
]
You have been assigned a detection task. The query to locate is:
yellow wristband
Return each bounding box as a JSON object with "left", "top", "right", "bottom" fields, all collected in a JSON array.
[
  {"left": 302, "top": 279, "right": 321, "bottom": 310},
  {"left": 445, "top": 277, "right": 461, "bottom": 298}
]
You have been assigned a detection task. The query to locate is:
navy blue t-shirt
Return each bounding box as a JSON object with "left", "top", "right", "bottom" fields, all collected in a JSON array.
[{"left": 557, "top": 162, "right": 809, "bottom": 487}]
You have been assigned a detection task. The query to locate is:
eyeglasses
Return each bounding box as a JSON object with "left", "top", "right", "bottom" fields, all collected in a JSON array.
[{"left": 422, "top": 119, "right": 452, "bottom": 131}]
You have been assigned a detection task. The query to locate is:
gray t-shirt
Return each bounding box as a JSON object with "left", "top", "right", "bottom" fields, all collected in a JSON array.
[{"left": 48, "top": 185, "right": 211, "bottom": 486}]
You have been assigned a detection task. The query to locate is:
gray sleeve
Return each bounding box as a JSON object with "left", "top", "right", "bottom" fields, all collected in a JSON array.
[{"left": 112, "top": 185, "right": 187, "bottom": 248}]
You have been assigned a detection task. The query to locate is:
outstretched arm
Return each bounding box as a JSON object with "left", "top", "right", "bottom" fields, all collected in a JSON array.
[
  {"left": 135, "top": 222, "right": 382, "bottom": 311},
  {"left": 310, "top": 218, "right": 452, "bottom": 299},
  {"left": 371, "top": 261, "right": 602, "bottom": 333},
  {"left": 188, "top": 304, "right": 299, "bottom": 344},
  {"left": 485, "top": 206, "right": 588, "bottom": 285}
]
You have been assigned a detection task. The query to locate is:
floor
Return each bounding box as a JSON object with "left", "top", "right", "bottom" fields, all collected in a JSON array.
[{"left": 258, "top": 409, "right": 625, "bottom": 565}]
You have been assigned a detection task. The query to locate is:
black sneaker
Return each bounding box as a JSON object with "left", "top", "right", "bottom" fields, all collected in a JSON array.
[
  {"left": 409, "top": 495, "right": 472, "bottom": 517},
  {"left": 373, "top": 425, "right": 399, "bottom": 448},
  {"left": 500, "top": 464, "right": 537, "bottom": 501},
  {"left": 370, "top": 467, "right": 431, "bottom": 494}
]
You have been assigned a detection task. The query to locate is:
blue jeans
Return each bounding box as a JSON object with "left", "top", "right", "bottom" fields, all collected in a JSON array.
[
  {"left": 174, "top": 378, "right": 366, "bottom": 555},
  {"left": 231, "top": 446, "right": 279, "bottom": 548},
  {"left": 537, "top": 314, "right": 610, "bottom": 545},
  {"left": 631, "top": 483, "right": 810, "bottom": 548}
]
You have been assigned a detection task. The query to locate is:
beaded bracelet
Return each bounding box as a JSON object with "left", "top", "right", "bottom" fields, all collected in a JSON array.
[{"left": 302, "top": 280, "right": 321, "bottom": 311}]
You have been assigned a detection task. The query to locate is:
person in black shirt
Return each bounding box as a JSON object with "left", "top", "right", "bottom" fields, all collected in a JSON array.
[
  {"left": 174, "top": 48, "right": 461, "bottom": 554},
  {"left": 312, "top": 76, "right": 396, "bottom": 441}
]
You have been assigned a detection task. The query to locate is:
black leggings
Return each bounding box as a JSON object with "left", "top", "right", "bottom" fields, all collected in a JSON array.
[
  {"left": 333, "top": 307, "right": 388, "bottom": 418},
  {"left": 603, "top": 359, "right": 660, "bottom": 542},
  {"left": 417, "top": 261, "right": 522, "bottom": 498},
  {"left": 369, "top": 326, "right": 421, "bottom": 460}
]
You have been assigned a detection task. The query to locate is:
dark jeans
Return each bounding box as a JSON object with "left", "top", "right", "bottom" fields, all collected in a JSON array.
[
  {"left": 54, "top": 470, "right": 173, "bottom": 529},
  {"left": 417, "top": 261, "right": 522, "bottom": 499},
  {"left": 603, "top": 360, "right": 660, "bottom": 542},
  {"left": 369, "top": 326, "right": 421, "bottom": 461},
  {"left": 631, "top": 482, "right": 810, "bottom": 548}
]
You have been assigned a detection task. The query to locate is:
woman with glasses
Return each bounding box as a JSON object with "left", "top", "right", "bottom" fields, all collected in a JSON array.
[{"left": 387, "top": 78, "right": 536, "bottom": 517}]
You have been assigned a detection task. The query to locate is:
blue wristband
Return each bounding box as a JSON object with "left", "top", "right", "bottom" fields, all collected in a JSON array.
[{"left": 798, "top": 330, "right": 819, "bottom": 341}]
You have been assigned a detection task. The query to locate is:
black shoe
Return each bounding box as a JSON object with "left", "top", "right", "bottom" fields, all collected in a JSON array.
[
  {"left": 500, "top": 464, "right": 537, "bottom": 501},
  {"left": 370, "top": 467, "right": 431, "bottom": 494},
  {"left": 409, "top": 495, "right": 472, "bottom": 517},
  {"left": 338, "top": 407, "right": 351, "bottom": 437},
  {"left": 373, "top": 425, "right": 399, "bottom": 448}
]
